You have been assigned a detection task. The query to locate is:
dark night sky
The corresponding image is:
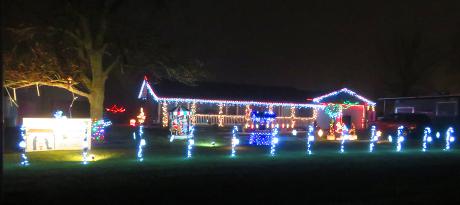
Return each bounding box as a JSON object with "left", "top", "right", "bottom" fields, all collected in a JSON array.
[
  {"left": 146, "top": 0, "right": 460, "bottom": 97},
  {"left": 4, "top": 0, "right": 460, "bottom": 99}
]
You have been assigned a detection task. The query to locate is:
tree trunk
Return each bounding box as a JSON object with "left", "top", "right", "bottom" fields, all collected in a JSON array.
[
  {"left": 89, "top": 81, "right": 105, "bottom": 120},
  {"left": 88, "top": 51, "right": 107, "bottom": 120}
]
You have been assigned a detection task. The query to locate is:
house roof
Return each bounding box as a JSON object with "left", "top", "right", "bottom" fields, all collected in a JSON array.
[
  {"left": 138, "top": 78, "right": 324, "bottom": 108},
  {"left": 138, "top": 78, "right": 375, "bottom": 108},
  {"left": 311, "top": 88, "right": 376, "bottom": 105},
  {"left": 379, "top": 94, "right": 460, "bottom": 101}
]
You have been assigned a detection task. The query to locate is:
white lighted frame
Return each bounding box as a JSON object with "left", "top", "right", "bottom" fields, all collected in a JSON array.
[
  {"left": 394, "top": 107, "right": 415, "bottom": 114},
  {"left": 22, "top": 118, "right": 92, "bottom": 152}
]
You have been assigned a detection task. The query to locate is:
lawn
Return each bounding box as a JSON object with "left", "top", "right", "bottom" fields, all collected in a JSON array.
[{"left": 3, "top": 126, "right": 460, "bottom": 204}]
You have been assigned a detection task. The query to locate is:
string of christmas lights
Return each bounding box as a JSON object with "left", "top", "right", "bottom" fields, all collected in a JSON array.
[
  {"left": 396, "top": 126, "right": 405, "bottom": 152},
  {"left": 422, "top": 127, "right": 432, "bottom": 152},
  {"left": 137, "top": 125, "right": 146, "bottom": 162},
  {"left": 340, "top": 125, "right": 349, "bottom": 153},
  {"left": 312, "top": 88, "right": 376, "bottom": 106},
  {"left": 139, "top": 79, "right": 325, "bottom": 109},
  {"left": 82, "top": 125, "right": 89, "bottom": 164},
  {"left": 444, "top": 127, "right": 455, "bottom": 150},
  {"left": 307, "top": 125, "right": 314, "bottom": 155},
  {"left": 369, "top": 126, "right": 376, "bottom": 152},
  {"left": 19, "top": 125, "right": 29, "bottom": 166},
  {"left": 162, "top": 102, "right": 168, "bottom": 127},
  {"left": 91, "top": 120, "right": 112, "bottom": 142},
  {"left": 231, "top": 126, "right": 239, "bottom": 157}
]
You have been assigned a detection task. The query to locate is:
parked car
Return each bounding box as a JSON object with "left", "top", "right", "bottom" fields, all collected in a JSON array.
[{"left": 372, "top": 113, "right": 432, "bottom": 139}]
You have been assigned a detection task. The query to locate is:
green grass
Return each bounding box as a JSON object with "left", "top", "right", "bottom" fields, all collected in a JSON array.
[{"left": 3, "top": 126, "right": 460, "bottom": 204}]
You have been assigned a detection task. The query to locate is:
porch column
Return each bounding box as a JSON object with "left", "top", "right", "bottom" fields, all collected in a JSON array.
[
  {"left": 218, "top": 103, "right": 224, "bottom": 127},
  {"left": 161, "top": 101, "right": 168, "bottom": 127},
  {"left": 191, "top": 102, "right": 197, "bottom": 125},
  {"left": 290, "top": 106, "right": 296, "bottom": 128}
]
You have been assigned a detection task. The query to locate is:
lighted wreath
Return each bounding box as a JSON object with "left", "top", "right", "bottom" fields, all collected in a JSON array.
[{"left": 324, "top": 104, "right": 342, "bottom": 118}]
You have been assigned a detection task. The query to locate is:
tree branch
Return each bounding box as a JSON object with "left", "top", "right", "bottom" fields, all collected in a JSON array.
[
  {"left": 5, "top": 81, "right": 90, "bottom": 98},
  {"left": 104, "top": 56, "right": 120, "bottom": 76}
]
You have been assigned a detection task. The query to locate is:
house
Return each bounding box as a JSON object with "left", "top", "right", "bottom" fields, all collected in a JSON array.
[
  {"left": 378, "top": 95, "right": 460, "bottom": 127},
  {"left": 138, "top": 77, "right": 376, "bottom": 133}
]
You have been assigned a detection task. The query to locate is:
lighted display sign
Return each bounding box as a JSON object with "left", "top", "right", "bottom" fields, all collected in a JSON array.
[{"left": 22, "top": 118, "right": 92, "bottom": 152}]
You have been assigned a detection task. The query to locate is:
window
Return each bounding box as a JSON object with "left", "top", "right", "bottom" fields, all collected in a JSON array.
[
  {"left": 395, "top": 107, "right": 414, "bottom": 114},
  {"left": 436, "top": 101, "right": 458, "bottom": 117}
]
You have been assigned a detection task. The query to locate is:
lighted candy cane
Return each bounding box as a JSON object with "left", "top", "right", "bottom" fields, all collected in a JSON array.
[
  {"left": 137, "top": 125, "right": 146, "bottom": 161},
  {"left": 82, "top": 124, "right": 90, "bottom": 164},
  {"left": 422, "top": 127, "right": 432, "bottom": 152},
  {"left": 396, "top": 126, "right": 405, "bottom": 152},
  {"left": 444, "top": 127, "right": 455, "bottom": 150},
  {"left": 187, "top": 126, "right": 195, "bottom": 158},
  {"left": 231, "top": 126, "right": 240, "bottom": 157},
  {"left": 307, "top": 125, "right": 314, "bottom": 155},
  {"left": 270, "top": 127, "right": 279, "bottom": 156},
  {"left": 340, "top": 125, "right": 349, "bottom": 153},
  {"left": 19, "top": 125, "right": 29, "bottom": 166}
]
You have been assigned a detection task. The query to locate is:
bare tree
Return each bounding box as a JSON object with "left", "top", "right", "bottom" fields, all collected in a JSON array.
[{"left": 3, "top": 0, "right": 206, "bottom": 119}]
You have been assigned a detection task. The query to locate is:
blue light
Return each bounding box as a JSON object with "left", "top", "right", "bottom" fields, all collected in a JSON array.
[
  {"left": 136, "top": 125, "right": 146, "bottom": 162},
  {"left": 444, "top": 127, "right": 454, "bottom": 150},
  {"left": 422, "top": 127, "right": 432, "bottom": 152},
  {"left": 231, "top": 126, "right": 239, "bottom": 157},
  {"left": 396, "top": 126, "right": 404, "bottom": 152},
  {"left": 340, "top": 125, "right": 349, "bottom": 153},
  {"left": 270, "top": 137, "right": 279, "bottom": 156},
  {"left": 187, "top": 139, "right": 194, "bottom": 158},
  {"left": 187, "top": 126, "right": 195, "bottom": 158},
  {"left": 307, "top": 125, "right": 314, "bottom": 155},
  {"left": 19, "top": 125, "right": 29, "bottom": 166},
  {"left": 82, "top": 125, "right": 90, "bottom": 165},
  {"left": 369, "top": 126, "right": 377, "bottom": 152}
]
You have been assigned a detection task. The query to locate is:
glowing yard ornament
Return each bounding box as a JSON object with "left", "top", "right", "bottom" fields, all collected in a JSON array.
[
  {"left": 137, "top": 125, "right": 146, "bottom": 161},
  {"left": 53, "top": 110, "right": 66, "bottom": 119},
  {"left": 369, "top": 126, "right": 378, "bottom": 152},
  {"left": 340, "top": 125, "right": 349, "bottom": 153},
  {"left": 292, "top": 129, "right": 297, "bottom": 136},
  {"left": 436, "top": 132, "right": 440, "bottom": 139},
  {"left": 82, "top": 125, "right": 90, "bottom": 165},
  {"left": 422, "top": 127, "right": 432, "bottom": 152},
  {"left": 396, "top": 126, "right": 405, "bottom": 152},
  {"left": 317, "top": 129, "right": 324, "bottom": 138},
  {"left": 307, "top": 125, "right": 315, "bottom": 155},
  {"left": 270, "top": 137, "right": 279, "bottom": 156},
  {"left": 388, "top": 135, "right": 393, "bottom": 143},
  {"left": 19, "top": 125, "right": 29, "bottom": 166},
  {"left": 187, "top": 139, "right": 194, "bottom": 158},
  {"left": 91, "top": 120, "right": 112, "bottom": 142},
  {"left": 231, "top": 126, "right": 240, "bottom": 157},
  {"left": 186, "top": 126, "right": 195, "bottom": 158},
  {"left": 137, "top": 107, "right": 146, "bottom": 124},
  {"left": 444, "top": 127, "right": 455, "bottom": 151}
]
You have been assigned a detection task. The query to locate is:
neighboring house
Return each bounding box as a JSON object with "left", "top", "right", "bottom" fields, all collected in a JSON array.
[
  {"left": 138, "top": 77, "right": 376, "bottom": 131},
  {"left": 378, "top": 95, "right": 460, "bottom": 128}
]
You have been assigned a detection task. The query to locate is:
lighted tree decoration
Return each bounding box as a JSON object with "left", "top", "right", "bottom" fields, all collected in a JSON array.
[{"left": 91, "top": 120, "right": 112, "bottom": 142}]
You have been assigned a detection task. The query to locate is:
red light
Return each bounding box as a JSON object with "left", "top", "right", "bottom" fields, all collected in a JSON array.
[{"left": 106, "top": 104, "right": 126, "bottom": 114}]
